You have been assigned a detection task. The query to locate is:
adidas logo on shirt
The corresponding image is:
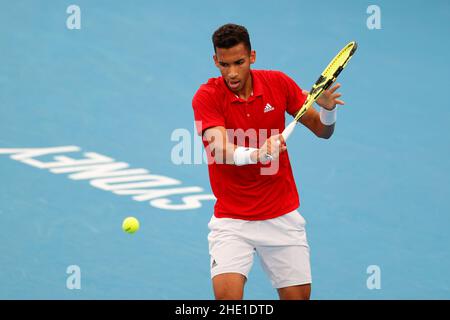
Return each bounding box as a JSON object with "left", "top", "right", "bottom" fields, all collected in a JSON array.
[{"left": 264, "top": 103, "right": 275, "bottom": 113}]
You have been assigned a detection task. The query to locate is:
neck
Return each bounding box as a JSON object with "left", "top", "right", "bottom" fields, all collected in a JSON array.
[{"left": 236, "top": 74, "right": 253, "bottom": 100}]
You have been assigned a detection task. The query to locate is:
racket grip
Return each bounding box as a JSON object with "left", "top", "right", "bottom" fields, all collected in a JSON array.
[{"left": 282, "top": 120, "right": 297, "bottom": 141}]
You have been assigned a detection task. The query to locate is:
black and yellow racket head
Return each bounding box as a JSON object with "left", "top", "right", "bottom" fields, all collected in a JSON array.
[{"left": 294, "top": 41, "right": 358, "bottom": 122}]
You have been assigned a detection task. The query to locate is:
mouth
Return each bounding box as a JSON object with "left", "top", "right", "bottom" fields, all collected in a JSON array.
[{"left": 228, "top": 80, "right": 241, "bottom": 90}]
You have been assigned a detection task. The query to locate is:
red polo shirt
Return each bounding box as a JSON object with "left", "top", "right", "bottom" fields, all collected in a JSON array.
[{"left": 192, "top": 70, "right": 307, "bottom": 220}]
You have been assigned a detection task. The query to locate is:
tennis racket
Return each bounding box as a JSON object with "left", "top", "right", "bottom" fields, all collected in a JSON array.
[{"left": 282, "top": 41, "right": 358, "bottom": 141}]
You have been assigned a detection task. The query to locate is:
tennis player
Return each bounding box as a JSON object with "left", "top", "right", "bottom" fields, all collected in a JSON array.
[{"left": 192, "top": 24, "right": 345, "bottom": 300}]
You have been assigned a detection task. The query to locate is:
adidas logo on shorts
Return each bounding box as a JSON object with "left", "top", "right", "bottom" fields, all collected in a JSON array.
[{"left": 212, "top": 259, "right": 218, "bottom": 268}]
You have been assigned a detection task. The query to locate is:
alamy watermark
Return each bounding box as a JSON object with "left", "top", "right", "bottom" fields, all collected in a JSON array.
[
  {"left": 366, "top": 265, "right": 381, "bottom": 290},
  {"left": 66, "top": 265, "right": 81, "bottom": 290},
  {"left": 367, "top": 5, "right": 382, "bottom": 30},
  {"left": 170, "top": 122, "right": 282, "bottom": 175},
  {"left": 66, "top": 5, "right": 81, "bottom": 30}
]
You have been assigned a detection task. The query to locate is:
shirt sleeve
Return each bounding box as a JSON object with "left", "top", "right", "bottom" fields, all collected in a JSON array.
[
  {"left": 192, "top": 87, "right": 225, "bottom": 136},
  {"left": 277, "top": 71, "right": 308, "bottom": 117}
]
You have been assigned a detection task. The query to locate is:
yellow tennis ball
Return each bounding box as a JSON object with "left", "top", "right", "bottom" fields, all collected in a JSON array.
[{"left": 122, "top": 217, "right": 140, "bottom": 234}]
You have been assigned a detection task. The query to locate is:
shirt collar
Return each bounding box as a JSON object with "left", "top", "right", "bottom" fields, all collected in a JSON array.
[{"left": 223, "top": 70, "right": 263, "bottom": 103}]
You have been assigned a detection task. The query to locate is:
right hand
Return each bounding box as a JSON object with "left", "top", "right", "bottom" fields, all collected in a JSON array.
[{"left": 258, "top": 134, "right": 287, "bottom": 163}]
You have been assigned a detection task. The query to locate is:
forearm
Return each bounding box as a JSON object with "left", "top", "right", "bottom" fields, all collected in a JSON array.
[
  {"left": 213, "top": 142, "right": 260, "bottom": 165},
  {"left": 318, "top": 122, "right": 335, "bottom": 139},
  {"left": 204, "top": 126, "right": 256, "bottom": 165},
  {"left": 299, "top": 104, "right": 337, "bottom": 139},
  {"left": 317, "top": 105, "right": 337, "bottom": 139},
  {"left": 208, "top": 139, "right": 236, "bottom": 164},
  {"left": 204, "top": 126, "right": 284, "bottom": 165}
]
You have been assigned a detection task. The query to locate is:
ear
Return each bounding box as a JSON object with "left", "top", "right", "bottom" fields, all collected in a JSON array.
[
  {"left": 250, "top": 50, "right": 256, "bottom": 65},
  {"left": 213, "top": 54, "right": 219, "bottom": 67}
]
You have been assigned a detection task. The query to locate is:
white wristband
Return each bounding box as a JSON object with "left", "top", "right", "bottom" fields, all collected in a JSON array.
[
  {"left": 319, "top": 106, "right": 337, "bottom": 125},
  {"left": 233, "top": 147, "right": 258, "bottom": 166}
]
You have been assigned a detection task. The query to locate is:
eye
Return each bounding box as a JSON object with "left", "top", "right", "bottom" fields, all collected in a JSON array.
[{"left": 220, "top": 62, "right": 229, "bottom": 67}]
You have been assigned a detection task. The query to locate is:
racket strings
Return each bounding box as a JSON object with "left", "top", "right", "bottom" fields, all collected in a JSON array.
[{"left": 322, "top": 45, "right": 355, "bottom": 77}]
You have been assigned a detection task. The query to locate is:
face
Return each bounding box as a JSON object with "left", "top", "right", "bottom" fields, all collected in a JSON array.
[{"left": 214, "top": 43, "right": 256, "bottom": 94}]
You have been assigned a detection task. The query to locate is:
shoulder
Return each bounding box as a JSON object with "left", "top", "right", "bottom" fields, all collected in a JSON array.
[
  {"left": 252, "top": 69, "right": 289, "bottom": 79},
  {"left": 252, "top": 69, "right": 296, "bottom": 85},
  {"left": 192, "top": 77, "right": 226, "bottom": 104},
  {"left": 252, "top": 70, "right": 299, "bottom": 95}
]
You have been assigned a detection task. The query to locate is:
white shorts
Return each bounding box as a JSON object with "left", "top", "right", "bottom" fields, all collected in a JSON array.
[{"left": 207, "top": 210, "right": 311, "bottom": 289}]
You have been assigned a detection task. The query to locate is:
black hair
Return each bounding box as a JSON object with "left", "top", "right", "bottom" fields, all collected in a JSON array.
[{"left": 212, "top": 23, "right": 251, "bottom": 53}]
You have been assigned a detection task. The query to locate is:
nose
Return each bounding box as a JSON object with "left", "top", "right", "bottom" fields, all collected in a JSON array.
[{"left": 228, "top": 66, "right": 238, "bottom": 79}]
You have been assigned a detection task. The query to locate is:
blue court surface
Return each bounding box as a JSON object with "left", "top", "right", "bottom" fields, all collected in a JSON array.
[{"left": 1, "top": 0, "right": 449, "bottom": 299}]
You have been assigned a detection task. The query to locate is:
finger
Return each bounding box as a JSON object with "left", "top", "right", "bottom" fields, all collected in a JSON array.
[
  {"left": 335, "top": 99, "right": 345, "bottom": 105},
  {"left": 275, "top": 138, "right": 283, "bottom": 152},
  {"left": 332, "top": 93, "right": 342, "bottom": 99},
  {"left": 302, "top": 89, "right": 309, "bottom": 96},
  {"left": 278, "top": 134, "right": 286, "bottom": 146},
  {"left": 328, "top": 83, "right": 341, "bottom": 94},
  {"left": 281, "top": 145, "right": 287, "bottom": 152}
]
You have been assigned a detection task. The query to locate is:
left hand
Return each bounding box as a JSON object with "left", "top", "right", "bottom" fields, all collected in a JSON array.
[{"left": 311, "top": 83, "right": 345, "bottom": 110}]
